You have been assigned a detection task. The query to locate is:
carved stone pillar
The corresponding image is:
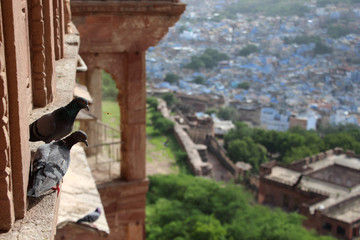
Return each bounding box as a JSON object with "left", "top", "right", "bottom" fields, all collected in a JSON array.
[
  {"left": 120, "top": 51, "right": 146, "bottom": 181},
  {"left": 29, "top": 0, "right": 47, "bottom": 107},
  {"left": 0, "top": 1, "right": 14, "bottom": 230},
  {"left": 53, "top": 0, "right": 64, "bottom": 60},
  {"left": 43, "top": 0, "right": 56, "bottom": 103},
  {"left": 84, "top": 67, "right": 102, "bottom": 155},
  {"left": 64, "top": 0, "right": 72, "bottom": 34},
  {"left": 2, "top": 0, "right": 32, "bottom": 219}
]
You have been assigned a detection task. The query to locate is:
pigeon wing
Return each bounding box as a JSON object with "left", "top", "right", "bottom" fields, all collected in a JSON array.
[
  {"left": 28, "top": 143, "right": 70, "bottom": 197},
  {"left": 31, "top": 113, "right": 56, "bottom": 143},
  {"left": 47, "top": 108, "right": 75, "bottom": 142}
]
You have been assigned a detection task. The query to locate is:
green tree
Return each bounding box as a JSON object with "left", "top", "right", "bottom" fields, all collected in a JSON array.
[
  {"left": 193, "top": 76, "right": 206, "bottom": 85},
  {"left": 314, "top": 42, "right": 333, "bottom": 55},
  {"left": 147, "top": 97, "right": 158, "bottom": 110},
  {"left": 184, "top": 56, "right": 205, "bottom": 70},
  {"left": 185, "top": 49, "right": 229, "bottom": 70},
  {"left": 147, "top": 174, "right": 335, "bottom": 240},
  {"left": 153, "top": 118, "right": 175, "bottom": 134},
  {"left": 327, "top": 24, "right": 351, "bottom": 39},
  {"left": 218, "top": 106, "right": 238, "bottom": 121},
  {"left": 164, "top": 73, "right": 181, "bottom": 84},
  {"left": 237, "top": 44, "right": 259, "bottom": 57},
  {"left": 228, "top": 138, "right": 267, "bottom": 171},
  {"left": 187, "top": 215, "right": 227, "bottom": 240},
  {"left": 284, "top": 35, "right": 321, "bottom": 45},
  {"left": 161, "top": 92, "right": 177, "bottom": 108},
  {"left": 237, "top": 82, "right": 250, "bottom": 89}
]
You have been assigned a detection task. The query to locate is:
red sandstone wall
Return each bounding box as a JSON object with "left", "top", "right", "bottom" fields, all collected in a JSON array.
[
  {"left": 97, "top": 180, "right": 149, "bottom": 240},
  {"left": 258, "top": 179, "right": 318, "bottom": 210},
  {"left": 56, "top": 224, "right": 105, "bottom": 240}
]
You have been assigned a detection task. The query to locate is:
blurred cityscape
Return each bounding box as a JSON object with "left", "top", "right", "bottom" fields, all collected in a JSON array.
[{"left": 147, "top": 0, "right": 360, "bottom": 131}]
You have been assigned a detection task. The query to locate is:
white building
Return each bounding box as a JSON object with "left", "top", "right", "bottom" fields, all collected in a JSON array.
[
  {"left": 330, "top": 110, "right": 358, "bottom": 126},
  {"left": 260, "top": 107, "right": 290, "bottom": 131}
]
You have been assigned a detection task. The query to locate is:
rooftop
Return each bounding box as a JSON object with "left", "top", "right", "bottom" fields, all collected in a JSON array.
[{"left": 263, "top": 149, "right": 360, "bottom": 223}]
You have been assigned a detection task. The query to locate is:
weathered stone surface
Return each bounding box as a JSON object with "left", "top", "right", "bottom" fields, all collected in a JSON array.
[
  {"left": 71, "top": 1, "right": 186, "bottom": 52},
  {"left": 97, "top": 179, "right": 149, "bottom": 240},
  {"left": 43, "top": 0, "right": 56, "bottom": 103},
  {"left": 56, "top": 145, "right": 109, "bottom": 238},
  {"left": 2, "top": 0, "right": 32, "bottom": 220},
  {"left": 0, "top": 31, "right": 80, "bottom": 240}
]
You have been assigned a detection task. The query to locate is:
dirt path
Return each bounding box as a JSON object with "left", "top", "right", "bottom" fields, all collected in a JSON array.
[{"left": 207, "top": 152, "right": 234, "bottom": 182}]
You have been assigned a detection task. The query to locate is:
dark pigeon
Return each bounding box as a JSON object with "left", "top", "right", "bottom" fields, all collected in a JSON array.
[
  {"left": 76, "top": 207, "right": 101, "bottom": 224},
  {"left": 29, "top": 97, "right": 89, "bottom": 143},
  {"left": 27, "top": 131, "right": 88, "bottom": 197}
]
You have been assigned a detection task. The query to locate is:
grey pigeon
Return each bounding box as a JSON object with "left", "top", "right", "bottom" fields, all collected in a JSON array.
[
  {"left": 27, "top": 131, "right": 88, "bottom": 197},
  {"left": 76, "top": 207, "right": 101, "bottom": 224},
  {"left": 29, "top": 97, "right": 89, "bottom": 143}
]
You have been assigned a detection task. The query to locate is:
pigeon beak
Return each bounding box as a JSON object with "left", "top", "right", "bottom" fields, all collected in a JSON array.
[
  {"left": 86, "top": 105, "right": 89, "bottom": 111},
  {"left": 84, "top": 140, "right": 88, "bottom": 147}
]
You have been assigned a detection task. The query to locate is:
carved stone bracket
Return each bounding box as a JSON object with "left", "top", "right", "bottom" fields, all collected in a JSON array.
[
  {"left": 30, "top": 0, "right": 47, "bottom": 107},
  {"left": 71, "top": 1, "right": 186, "bottom": 52}
]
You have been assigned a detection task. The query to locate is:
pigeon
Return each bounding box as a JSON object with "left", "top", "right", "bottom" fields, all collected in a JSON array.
[
  {"left": 29, "top": 97, "right": 89, "bottom": 143},
  {"left": 27, "top": 130, "right": 88, "bottom": 197},
  {"left": 76, "top": 207, "right": 101, "bottom": 224}
]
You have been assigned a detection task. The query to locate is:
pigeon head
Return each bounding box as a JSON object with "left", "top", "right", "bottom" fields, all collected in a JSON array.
[
  {"left": 71, "top": 97, "right": 89, "bottom": 111},
  {"left": 96, "top": 207, "right": 101, "bottom": 214},
  {"left": 64, "top": 130, "right": 88, "bottom": 148}
]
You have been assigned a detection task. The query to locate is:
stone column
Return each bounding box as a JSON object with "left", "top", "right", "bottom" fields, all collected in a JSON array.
[
  {"left": 43, "top": 0, "right": 56, "bottom": 103},
  {"left": 2, "top": 0, "right": 32, "bottom": 219},
  {"left": 29, "top": 0, "right": 47, "bottom": 107},
  {"left": 53, "top": 0, "right": 64, "bottom": 60},
  {"left": 84, "top": 68, "right": 102, "bottom": 155},
  {"left": 87, "top": 68, "right": 102, "bottom": 121},
  {"left": 64, "top": 0, "right": 72, "bottom": 34},
  {"left": 0, "top": 1, "right": 14, "bottom": 230},
  {"left": 120, "top": 51, "right": 146, "bottom": 181}
]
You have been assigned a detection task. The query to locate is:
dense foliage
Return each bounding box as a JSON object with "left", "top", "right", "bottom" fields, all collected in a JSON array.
[
  {"left": 185, "top": 48, "right": 229, "bottom": 70},
  {"left": 193, "top": 76, "right": 206, "bottom": 85},
  {"left": 326, "top": 24, "right": 352, "bottom": 39},
  {"left": 313, "top": 42, "right": 333, "bottom": 55},
  {"left": 237, "top": 44, "right": 259, "bottom": 57},
  {"left": 164, "top": 73, "right": 181, "bottom": 85},
  {"left": 146, "top": 97, "right": 158, "bottom": 110},
  {"left": 225, "top": 122, "right": 360, "bottom": 171},
  {"left": 147, "top": 174, "right": 334, "bottom": 240},
  {"left": 161, "top": 92, "right": 177, "bottom": 108},
  {"left": 284, "top": 35, "right": 321, "bottom": 45},
  {"left": 237, "top": 81, "right": 250, "bottom": 89}
]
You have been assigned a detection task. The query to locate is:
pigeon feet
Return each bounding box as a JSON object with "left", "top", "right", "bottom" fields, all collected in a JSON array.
[{"left": 51, "top": 183, "right": 60, "bottom": 197}]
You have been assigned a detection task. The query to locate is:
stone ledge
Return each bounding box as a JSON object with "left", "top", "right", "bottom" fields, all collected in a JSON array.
[
  {"left": 71, "top": 1, "right": 186, "bottom": 15},
  {"left": 0, "top": 31, "right": 81, "bottom": 240},
  {"left": 57, "top": 145, "right": 110, "bottom": 237}
]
